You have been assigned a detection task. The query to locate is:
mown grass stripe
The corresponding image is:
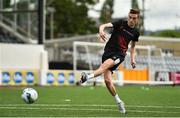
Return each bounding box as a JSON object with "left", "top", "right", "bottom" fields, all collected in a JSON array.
[
  {"left": 0, "top": 106, "right": 180, "bottom": 114},
  {"left": 1, "top": 104, "right": 180, "bottom": 109}
]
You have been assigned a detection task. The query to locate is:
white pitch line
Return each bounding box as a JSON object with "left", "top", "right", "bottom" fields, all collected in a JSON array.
[
  {"left": 0, "top": 106, "right": 180, "bottom": 114},
  {"left": 1, "top": 104, "right": 180, "bottom": 109}
]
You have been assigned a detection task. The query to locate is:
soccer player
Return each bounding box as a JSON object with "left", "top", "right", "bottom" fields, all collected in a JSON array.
[{"left": 78, "top": 9, "right": 140, "bottom": 113}]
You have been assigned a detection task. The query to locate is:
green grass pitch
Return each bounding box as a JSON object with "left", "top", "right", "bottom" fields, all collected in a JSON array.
[{"left": 0, "top": 85, "right": 180, "bottom": 117}]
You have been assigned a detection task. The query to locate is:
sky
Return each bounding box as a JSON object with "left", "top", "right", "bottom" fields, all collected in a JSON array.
[{"left": 88, "top": 0, "right": 180, "bottom": 31}]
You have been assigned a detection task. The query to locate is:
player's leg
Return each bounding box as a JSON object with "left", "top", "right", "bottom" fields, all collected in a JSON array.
[
  {"left": 104, "top": 70, "right": 126, "bottom": 113},
  {"left": 93, "top": 58, "right": 114, "bottom": 77},
  {"left": 104, "top": 69, "right": 116, "bottom": 96},
  {"left": 79, "top": 58, "right": 114, "bottom": 83}
]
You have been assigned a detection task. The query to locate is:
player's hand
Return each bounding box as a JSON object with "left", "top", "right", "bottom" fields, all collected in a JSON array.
[
  {"left": 131, "top": 61, "right": 136, "bottom": 69},
  {"left": 99, "top": 25, "right": 107, "bottom": 42},
  {"left": 99, "top": 32, "right": 107, "bottom": 42},
  {"left": 98, "top": 35, "right": 107, "bottom": 43}
]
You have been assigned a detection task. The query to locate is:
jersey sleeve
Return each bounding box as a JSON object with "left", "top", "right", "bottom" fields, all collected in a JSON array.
[
  {"left": 133, "top": 31, "right": 140, "bottom": 42},
  {"left": 112, "top": 20, "right": 123, "bottom": 29}
]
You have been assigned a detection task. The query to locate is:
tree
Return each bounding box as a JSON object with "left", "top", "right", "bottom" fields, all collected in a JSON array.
[
  {"left": 47, "top": 0, "right": 99, "bottom": 38},
  {"left": 150, "top": 30, "right": 180, "bottom": 38},
  {"left": 131, "top": 0, "right": 139, "bottom": 10},
  {"left": 99, "top": 0, "right": 114, "bottom": 23},
  {"left": 131, "top": 0, "right": 145, "bottom": 35},
  {"left": 3, "top": 0, "right": 11, "bottom": 8}
]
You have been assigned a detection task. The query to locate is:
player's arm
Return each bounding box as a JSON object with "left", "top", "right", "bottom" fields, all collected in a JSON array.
[
  {"left": 130, "top": 41, "right": 136, "bottom": 69},
  {"left": 99, "top": 23, "right": 113, "bottom": 42}
]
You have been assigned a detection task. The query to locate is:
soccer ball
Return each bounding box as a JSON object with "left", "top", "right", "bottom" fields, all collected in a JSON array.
[{"left": 22, "top": 88, "right": 38, "bottom": 104}]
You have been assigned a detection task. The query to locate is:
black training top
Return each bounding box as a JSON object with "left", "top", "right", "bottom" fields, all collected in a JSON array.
[{"left": 104, "top": 19, "right": 140, "bottom": 56}]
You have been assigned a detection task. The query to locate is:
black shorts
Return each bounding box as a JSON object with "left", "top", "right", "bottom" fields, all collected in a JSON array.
[{"left": 102, "top": 52, "right": 125, "bottom": 72}]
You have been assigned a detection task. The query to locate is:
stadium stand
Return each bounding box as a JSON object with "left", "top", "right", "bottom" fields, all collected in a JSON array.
[
  {"left": 0, "top": 27, "right": 24, "bottom": 43},
  {"left": 124, "top": 55, "right": 180, "bottom": 72}
]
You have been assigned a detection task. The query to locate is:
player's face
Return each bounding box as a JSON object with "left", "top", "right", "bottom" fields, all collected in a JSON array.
[{"left": 127, "top": 13, "right": 139, "bottom": 28}]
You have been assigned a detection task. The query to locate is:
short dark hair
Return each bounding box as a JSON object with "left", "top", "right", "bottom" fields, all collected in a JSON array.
[{"left": 129, "top": 9, "right": 140, "bottom": 16}]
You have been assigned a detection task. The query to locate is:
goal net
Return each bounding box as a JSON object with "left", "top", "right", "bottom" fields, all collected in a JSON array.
[
  {"left": 73, "top": 41, "right": 123, "bottom": 86},
  {"left": 73, "top": 41, "right": 178, "bottom": 85}
]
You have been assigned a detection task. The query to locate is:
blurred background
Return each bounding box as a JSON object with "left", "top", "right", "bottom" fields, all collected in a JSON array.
[{"left": 0, "top": 0, "right": 180, "bottom": 86}]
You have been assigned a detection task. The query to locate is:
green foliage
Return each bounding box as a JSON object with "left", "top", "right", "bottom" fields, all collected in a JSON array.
[
  {"left": 99, "top": 0, "right": 114, "bottom": 23},
  {"left": 131, "top": 0, "right": 139, "bottom": 9},
  {"left": 2, "top": 0, "right": 11, "bottom": 8},
  {"left": 150, "top": 30, "right": 180, "bottom": 38},
  {"left": 47, "top": 0, "right": 99, "bottom": 37}
]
